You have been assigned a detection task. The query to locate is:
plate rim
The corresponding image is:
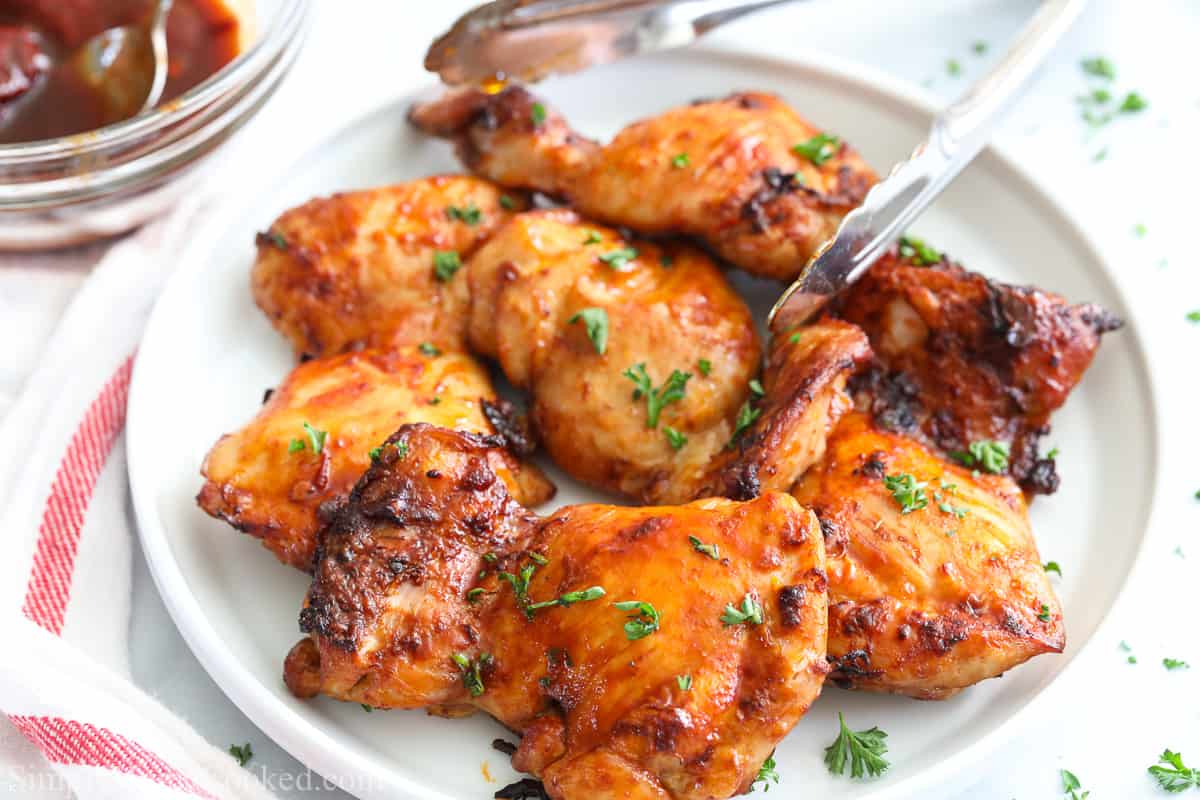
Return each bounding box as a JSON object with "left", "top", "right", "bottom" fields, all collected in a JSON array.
[{"left": 127, "top": 44, "right": 1168, "bottom": 800}]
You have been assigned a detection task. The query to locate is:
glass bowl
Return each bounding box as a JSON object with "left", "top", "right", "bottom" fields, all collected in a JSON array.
[{"left": 0, "top": 0, "right": 311, "bottom": 250}]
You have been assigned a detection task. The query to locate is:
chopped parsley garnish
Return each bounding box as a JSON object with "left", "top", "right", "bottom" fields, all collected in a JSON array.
[
  {"left": 792, "top": 132, "right": 840, "bottom": 166},
  {"left": 751, "top": 751, "right": 779, "bottom": 791},
  {"left": 688, "top": 535, "right": 720, "bottom": 560},
  {"left": 1037, "top": 604, "right": 1051, "bottom": 621},
  {"left": 623, "top": 364, "right": 691, "bottom": 429},
  {"left": 262, "top": 230, "right": 287, "bottom": 250},
  {"left": 361, "top": 704, "right": 373, "bottom": 712},
  {"left": 446, "top": 203, "right": 482, "bottom": 225},
  {"left": 599, "top": 247, "right": 639, "bottom": 270},
  {"left": 530, "top": 102, "right": 547, "bottom": 127},
  {"left": 697, "top": 358, "right": 712, "bottom": 376},
  {"left": 1043, "top": 561, "right": 1062, "bottom": 576},
  {"left": 499, "top": 194, "right": 515, "bottom": 210},
  {"left": 1120, "top": 91, "right": 1147, "bottom": 112},
  {"left": 498, "top": 562, "right": 539, "bottom": 619},
  {"left": 466, "top": 587, "right": 485, "bottom": 603},
  {"left": 290, "top": 422, "right": 327, "bottom": 455},
  {"left": 720, "top": 593, "right": 763, "bottom": 626},
  {"left": 1133, "top": 222, "right": 1147, "bottom": 238},
  {"left": 676, "top": 674, "right": 692, "bottom": 691},
  {"left": 527, "top": 585, "right": 606, "bottom": 613},
  {"left": 433, "top": 250, "right": 462, "bottom": 282},
  {"left": 898, "top": 235, "right": 941, "bottom": 265},
  {"left": 1093, "top": 147, "right": 1108, "bottom": 162},
  {"left": 583, "top": 231, "right": 602, "bottom": 245},
  {"left": 1121, "top": 640, "right": 1138, "bottom": 664},
  {"left": 418, "top": 342, "right": 441, "bottom": 357},
  {"left": 1061, "top": 768, "right": 1090, "bottom": 800},
  {"left": 1163, "top": 658, "right": 1190, "bottom": 671},
  {"left": 748, "top": 378, "right": 765, "bottom": 397},
  {"left": 451, "top": 652, "right": 492, "bottom": 696},
  {"left": 568, "top": 307, "right": 609, "bottom": 355},
  {"left": 951, "top": 439, "right": 1010, "bottom": 473},
  {"left": 428, "top": 396, "right": 441, "bottom": 405},
  {"left": 1081, "top": 56, "right": 1116, "bottom": 80},
  {"left": 883, "top": 473, "right": 928, "bottom": 514},
  {"left": 288, "top": 438, "right": 305, "bottom": 453},
  {"left": 614, "top": 600, "right": 660, "bottom": 640},
  {"left": 1148, "top": 749, "right": 1200, "bottom": 792},
  {"left": 728, "top": 401, "right": 762, "bottom": 447},
  {"left": 664, "top": 426, "right": 687, "bottom": 450},
  {"left": 972, "top": 40, "right": 988, "bottom": 55},
  {"left": 824, "top": 712, "right": 890, "bottom": 779},
  {"left": 1186, "top": 310, "right": 1200, "bottom": 323},
  {"left": 937, "top": 500, "right": 967, "bottom": 519},
  {"left": 946, "top": 58, "right": 962, "bottom": 77},
  {"left": 229, "top": 742, "right": 253, "bottom": 767},
  {"left": 528, "top": 552, "right": 549, "bottom": 565},
  {"left": 671, "top": 152, "right": 690, "bottom": 168},
  {"left": 1047, "top": 446, "right": 1060, "bottom": 459}
]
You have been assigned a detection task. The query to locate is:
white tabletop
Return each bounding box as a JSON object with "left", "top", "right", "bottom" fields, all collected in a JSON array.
[{"left": 5, "top": 1, "right": 1198, "bottom": 797}]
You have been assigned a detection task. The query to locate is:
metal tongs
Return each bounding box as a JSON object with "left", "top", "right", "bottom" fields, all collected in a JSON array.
[{"left": 425, "top": 0, "right": 1087, "bottom": 331}]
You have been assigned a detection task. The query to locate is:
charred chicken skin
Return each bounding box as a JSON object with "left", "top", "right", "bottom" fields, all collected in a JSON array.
[
  {"left": 792, "top": 411, "right": 1064, "bottom": 699},
  {"left": 466, "top": 209, "right": 870, "bottom": 504},
  {"left": 409, "top": 87, "right": 877, "bottom": 282},
  {"left": 251, "top": 175, "right": 525, "bottom": 359},
  {"left": 285, "top": 424, "right": 829, "bottom": 800},
  {"left": 834, "top": 247, "right": 1122, "bottom": 495},
  {"left": 197, "top": 346, "right": 554, "bottom": 571}
]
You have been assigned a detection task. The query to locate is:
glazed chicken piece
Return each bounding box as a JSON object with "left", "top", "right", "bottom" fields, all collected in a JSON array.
[
  {"left": 285, "top": 424, "right": 829, "bottom": 800},
  {"left": 467, "top": 209, "right": 870, "bottom": 504},
  {"left": 834, "top": 247, "right": 1122, "bottom": 494},
  {"left": 251, "top": 175, "right": 525, "bottom": 358},
  {"left": 792, "top": 412, "right": 1063, "bottom": 699},
  {"left": 410, "top": 87, "right": 877, "bottom": 282},
  {"left": 197, "top": 346, "right": 553, "bottom": 571}
]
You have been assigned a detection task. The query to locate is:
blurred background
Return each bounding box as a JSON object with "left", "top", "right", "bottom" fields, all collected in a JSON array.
[{"left": 2, "top": 1, "right": 1196, "bottom": 798}]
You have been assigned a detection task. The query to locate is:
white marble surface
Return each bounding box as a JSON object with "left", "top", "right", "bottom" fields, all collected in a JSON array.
[{"left": 4, "top": 0, "right": 1199, "bottom": 797}]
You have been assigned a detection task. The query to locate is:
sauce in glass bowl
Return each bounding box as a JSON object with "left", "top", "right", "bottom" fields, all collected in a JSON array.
[{"left": 0, "top": 0, "right": 243, "bottom": 143}]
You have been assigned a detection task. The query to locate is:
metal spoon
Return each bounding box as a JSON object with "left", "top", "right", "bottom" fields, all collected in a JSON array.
[
  {"left": 425, "top": 0, "right": 803, "bottom": 86},
  {"left": 65, "top": 0, "right": 175, "bottom": 126}
]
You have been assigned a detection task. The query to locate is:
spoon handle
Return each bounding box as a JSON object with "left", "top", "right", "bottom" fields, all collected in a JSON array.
[
  {"left": 141, "top": 0, "right": 175, "bottom": 112},
  {"left": 769, "top": 0, "right": 1087, "bottom": 332}
]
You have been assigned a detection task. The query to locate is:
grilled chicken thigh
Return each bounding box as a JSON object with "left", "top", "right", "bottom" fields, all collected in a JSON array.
[
  {"left": 466, "top": 209, "right": 869, "bottom": 504},
  {"left": 251, "top": 175, "right": 525, "bottom": 358},
  {"left": 410, "top": 88, "right": 877, "bottom": 281},
  {"left": 198, "top": 346, "right": 554, "bottom": 571},
  {"left": 792, "top": 412, "right": 1064, "bottom": 699},
  {"left": 835, "top": 248, "right": 1122, "bottom": 494},
  {"left": 285, "top": 424, "right": 829, "bottom": 800}
]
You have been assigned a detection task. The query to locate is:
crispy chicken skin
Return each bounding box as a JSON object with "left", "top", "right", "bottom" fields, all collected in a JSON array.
[
  {"left": 835, "top": 249, "right": 1122, "bottom": 495},
  {"left": 285, "top": 424, "right": 828, "bottom": 800},
  {"left": 467, "top": 209, "right": 869, "bottom": 504},
  {"left": 251, "top": 175, "right": 525, "bottom": 358},
  {"left": 409, "top": 87, "right": 877, "bottom": 281},
  {"left": 791, "top": 412, "right": 1064, "bottom": 699},
  {"left": 197, "top": 346, "right": 553, "bottom": 571}
]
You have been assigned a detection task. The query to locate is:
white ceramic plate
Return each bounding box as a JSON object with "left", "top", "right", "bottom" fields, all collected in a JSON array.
[{"left": 128, "top": 48, "right": 1161, "bottom": 800}]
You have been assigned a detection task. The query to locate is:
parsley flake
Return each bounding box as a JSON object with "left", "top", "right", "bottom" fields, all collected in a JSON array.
[
  {"left": 1163, "top": 658, "right": 1190, "bottom": 671},
  {"left": 951, "top": 440, "right": 1010, "bottom": 473},
  {"left": 452, "top": 652, "right": 493, "bottom": 697},
  {"left": 418, "top": 342, "right": 441, "bottom": 357},
  {"left": 697, "top": 358, "right": 712, "bottom": 376},
  {"left": 792, "top": 132, "right": 840, "bottom": 165},
  {"left": 972, "top": 40, "right": 988, "bottom": 55},
  {"left": 527, "top": 585, "right": 607, "bottom": 613},
  {"left": 748, "top": 378, "right": 765, "bottom": 397},
  {"left": 229, "top": 742, "right": 253, "bottom": 767},
  {"left": 728, "top": 401, "right": 762, "bottom": 447},
  {"left": 446, "top": 203, "right": 482, "bottom": 225},
  {"left": 1043, "top": 561, "right": 1062, "bottom": 577},
  {"left": 288, "top": 438, "right": 305, "bottom": 453},
  {"left": 599, "top": 247, "right": 639, "bottom": 270},
  {"left": 946, "top": 58, "right": 962, "bottom": 77},
  {"left": 664, "top": 426, "right": 688, "bottom": 450},
  {"left": 1186, "top": 310, "right": 1200, "bottom": 323},
  {"left": 498, "top": 562, "right": 540, "bottom": 619},
  {"left": 568, "top": 307, "right": 609, "bottom": 355},
  {"left": 1119, "top": 91, "right": 1147, "bottom": 113},
  {"left": 720, "top": 593, "right": 763, "bottom": 626},
  {"left": 676, "top": 674, "right": 692, "bottom": 691},
  {"left": 622, "top": 364, "right": 691, "bottom": 428},
  {"left": 898, "top": 235, "right": 941, "bottom": 265},
  {"left": 752, "top": 751, "right": 779, "bottom": 792},
  {"left": 261, "top": 230, "right": 287, "bottom": 250},
  {"left": 301, "top": 422, "right": 327, "bottom": 454},
  {"left": 1149, "top": 749, "right": 1200, "bottom": 792},
  {"left": 688, "top": 535, "right": 720, "bottom": 560},
  {"left": 671, "top": 152, "right": 690, "bottom": 168},
  {"left": 583, "top": 231, "right": 602, "bottom": 245},
  {"left": 614, "top": 600, "right": 660, "bottom": 640},
  {"left": 883, "top": 473, "right": 928, "bottom": 514},
  {"left": 530, "top": 102, "right": 547, "bottom": 127},
  {"left": 1037, "top": 604, "right": 1051, "bottom": 622},
  {"left": 824, "top": 712, "right": 890, "bottom": 779},
  {"left": 1081, "top": 56, "right": 1115, "bottom": 80},
  {"left": 1061, "top": 768, "right": 1090, "bottom": 800},
  {"left": 433, "top": 250, "right": 462, "bottom": 282},
  {"left": 499, "top": 194, "right": 515, "bottom": 210}
]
